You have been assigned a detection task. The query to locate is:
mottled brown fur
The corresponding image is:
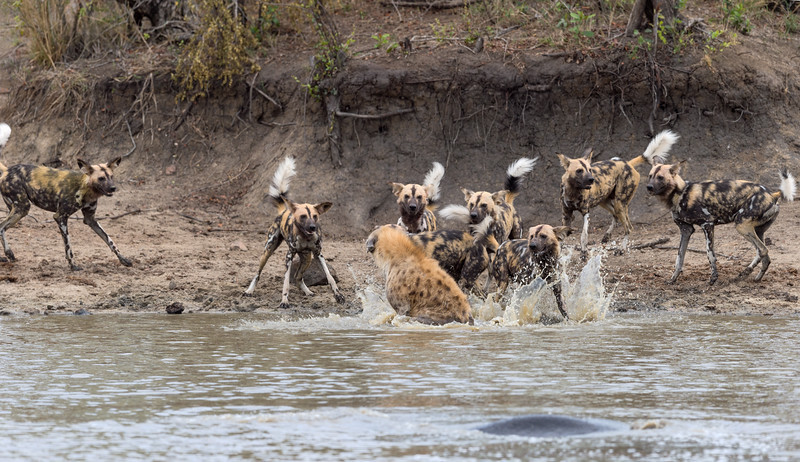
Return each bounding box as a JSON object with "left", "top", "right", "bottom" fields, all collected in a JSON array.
[
  {"left": 408, "top": 219, "right": 498, "bottom": 296},
  {"left": 366, "top": 224, "right": 473, "bottom": 325},
  {"left": 647, "top": 161, "right": 795, "bottom": 284},
  {"left": 244, "top": 157, "right": 344, "bottom": 307},
  {"left": 0, "top": 151, "right": 131, "bottom": 270},
  {"left": 489, "top": 225, "right": 573, "bottom": 319},
  {"left": 461, "top": 157, "right": 536, "bottom": 244}
]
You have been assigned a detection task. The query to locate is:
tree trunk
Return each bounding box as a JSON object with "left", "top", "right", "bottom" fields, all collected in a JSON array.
[{"left": 625, "top": 0, "right": 677, "bottom": 36}]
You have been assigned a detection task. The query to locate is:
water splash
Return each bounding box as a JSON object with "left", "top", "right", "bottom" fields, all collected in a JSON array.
[{"left": 476, "top": 253, "right": 611, "bottom": 326}]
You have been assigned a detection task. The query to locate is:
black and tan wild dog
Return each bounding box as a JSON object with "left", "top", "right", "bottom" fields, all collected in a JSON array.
[
  {"left": 489, "top": 225, "right": 573, "bottom": 320},
  {"left": 408, "top": 215, "right": 498, "bottom": 296},
  {"left": 457, "top": 157, "right": 537, "bottom": 244},
  {"left": 646, "top": 160, "right": 796, "bottom": 285},
  {"left": 390, "top": 161, "right": 445, "bottom": 233},
  {"left": 558, "top": 130, "right": 679, "bottom": 254},
  {"left": 0, "top": 124, "right": 131, "bottom": 270},
  {"left": 244, "top": 156, "right": 344, "bottom": 308}
]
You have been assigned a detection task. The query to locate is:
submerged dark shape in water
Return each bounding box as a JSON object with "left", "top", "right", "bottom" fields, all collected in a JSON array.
[{"left": 478, "top": 414, "right": 625, "bottom": 437}]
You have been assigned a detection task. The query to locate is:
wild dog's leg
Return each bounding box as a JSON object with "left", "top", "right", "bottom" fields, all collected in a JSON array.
[
  {"left": 552, "top": 279, "right": 568, "bottom": 320},
  {"left": 701, "top": 223, "right": 718, "bottom": 285},
  {"left": 82, "top": 204, "right": 132, "bottom": 267},
  {"left": 317, "top": 253, "right": 345, "bottom": 304},
  {"left": 244, "top": 222, "right": 283, "bottom": 295},
  {"left": 55, "top": 214, "right": 81, "bottom": 271},
  {"left": 669, "top": 223, "right": 695, "bottom": 284},
  {"left": 580, "top": 213, "right": 590, "bottom": 255},
  {"left": 0, "top": 199, "right": 30, "bottom": 261},
  {"left": 279, "top": 250, "right": 295, "bottom": 308},
  {"left": 752, "top": 219, "right": 776, "bottom": 282},
  {"left": 598, "top": 203, "right": 616, "bottom": 244},
  {"left": 292, "top": 251, "right": 315, "bottom": 296},
  {"left": 736, "top": 222, "right": 770, "bottom": 281}
]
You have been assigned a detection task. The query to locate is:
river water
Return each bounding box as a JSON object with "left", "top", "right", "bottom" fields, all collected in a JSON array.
[
  {"left": 2, "top": 307, "right": 799, "bottom": 461},
  {"left": 2, "top": 255, "right": 800, "bottom": 461}
]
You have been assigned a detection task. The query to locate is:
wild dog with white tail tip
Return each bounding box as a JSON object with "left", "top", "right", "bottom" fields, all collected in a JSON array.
[
  {"left": 489, "top": 225, "right": 573, "bottom": 320},
  {"left": 366, "top": 224, "right": 473, "bottom": 325},
  {"left": 460, "top": 157, "right": 537, "bottom": 243},
  {"left": 646, "top": 159, "right": 796, "bottom": 285},
  {"left": 558, "top": 130, "right": 679, "bottom": 254},
  {"left": 390, "top": 161, "right": 445, "bottom": 233},
  {"left": 0, "top": 123, "right": 131, "bottom": 270},
  {"left": 244, "top": 156, "right": 344, "bottom": 308}
]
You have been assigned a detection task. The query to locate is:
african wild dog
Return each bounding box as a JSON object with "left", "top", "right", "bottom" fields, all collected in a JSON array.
[
  {"left": 460, "top": 157, "right": 537, "bottom": 244},
  {"left": 489, "top": 225, "right": 573, "bottom": 320},
  {"left": 366, "top": 224, "right": 472, "bottom": 325},
  {"left": 0, "top": 124, "right": 131, "bottom": 270},
  {"left": 646, "top": 160, "right": 796, "bottom": 285},
  {"left": 407, "top": 215, "right": 498, "bottom": 296},
  {"left": 244, "top": 156, "right": 344, "bottom": 307},
  {"left": 390, "top": 161, "right": 445, "bottom": 233},
  {"left": 558, "top": 130, "right": 679, "bottom": 254}
]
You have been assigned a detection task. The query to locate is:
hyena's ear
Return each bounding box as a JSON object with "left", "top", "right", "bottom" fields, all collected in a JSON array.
[
  {"left": 77, "top": 158, "right": 93, "bottom": 174},
  {"left": 314, "top": 202, "right": 333, "bottom": 215},
  {"left": 670, "top": 161, "right": 686, "bottom": 176},
  {"left": 390, "top": 182, "right": 404, "bottom": 196},
  {"left": 461, "top": 188, "right": 474, "bottom": 202},
  {"left": 552, "top": 226, "right": 574, "bottom": 242},
  {"left": 556, "top": 153, "right": 570, "bottom": 170},
  {"left": 107, "top": 156, "right": 122, "bottom": 170},
  {"left": 581, "top": 147, "right": 594, "bottom": 162}
]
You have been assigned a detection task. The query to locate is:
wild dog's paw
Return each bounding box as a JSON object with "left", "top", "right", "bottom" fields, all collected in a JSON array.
[
  {"left": 119, "top": 256, "right": 133, "bottom": 267},
  {"left": 278, "top": 302, "right": 291, "bottom": 309},
  {"left": 335, "top": 293, "right": 345, "bottom": 304},
  {"left": 4, "top": 250, "right": 15, "bottom": 261},
  {"left": 70, "top": 264, "right": 84, "bottom": 272}
]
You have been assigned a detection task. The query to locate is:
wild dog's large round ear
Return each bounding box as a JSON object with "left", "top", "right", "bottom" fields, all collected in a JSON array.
[
  {"left": 390, "top": 182, "right": 405, "bottom": 196},
  {"left": 314, "top": 202, "right": 333, "bottom": 215},
  {"left": 77, "top": 158, "right": 93, "bottom": 174},
  {"left": 552, "top": 226, "right": 574, "bottom": 241},
  {"left": 461, "top": 188, "right": 474, "bottom": 202},
  {"left": 581, "top": 147, "right": 593, "bottom": 162},
  {"left": 670, "top": 160, "right": 686, "bottom": 176},
  {"left": 556, "top": 153, "right": 570, "bottom": 170},
  {"left": 492, "top": 190, "right": 508, "bottom": 204},
  {"left": 107, "top": 157, "right": 122, "bottom": 169},
  {"left": 281, "top": 197, "right": 297, "bottom": 213}
]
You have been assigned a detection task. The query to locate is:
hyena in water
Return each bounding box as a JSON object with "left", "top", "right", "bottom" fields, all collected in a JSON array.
[
  {"left": 646, "top": 159, "right": 796, "bottom": 285},
  {"left": 366, "top": 224, "right": 473, "bottom": 325},
  {"left": 558, "top": 130, "right": 679, "bottom": 254},
  {"left": 390, "top": 161, "right": 445, "bottom": 233},
  {"left": 244, "top": 156, "right": 344, "bottom": 308},
  {"left": 0, "top": 123, "right": 131, "bottom": 270}
]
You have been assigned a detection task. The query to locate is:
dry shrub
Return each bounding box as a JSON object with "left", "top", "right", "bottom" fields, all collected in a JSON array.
[
  {"left": 174, "top": 0, "right": 261, "bottom": 101},
  {"left": 14, "top": 0, "right": 131, "bottom": 67}
]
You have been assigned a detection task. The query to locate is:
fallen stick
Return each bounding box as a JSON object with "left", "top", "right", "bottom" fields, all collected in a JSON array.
[{"left": 629, "top": 237, "right": 669, "bottom": 250}]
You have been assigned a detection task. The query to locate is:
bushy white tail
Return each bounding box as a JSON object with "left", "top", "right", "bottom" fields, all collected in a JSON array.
[
  {"left": 642, "top": 130, "right": 679, "bottom": 165},
  {"left": 506, "top": 157, "right": 538, "bottom": 178},
  {"left": 0, "top": 123, "right": 10, "bottom": 150},
  {"left": 268, "top": 156, "right": 296, "bottom": 200},
  {"left": 439, "top": 204, "right": 471, "bottom": 224},
  {"left": 423, "top": 161, "right": 445, "bottom": 202},
  {"left": 780, "top": 169, "right": 796, "bottom": 202}
]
